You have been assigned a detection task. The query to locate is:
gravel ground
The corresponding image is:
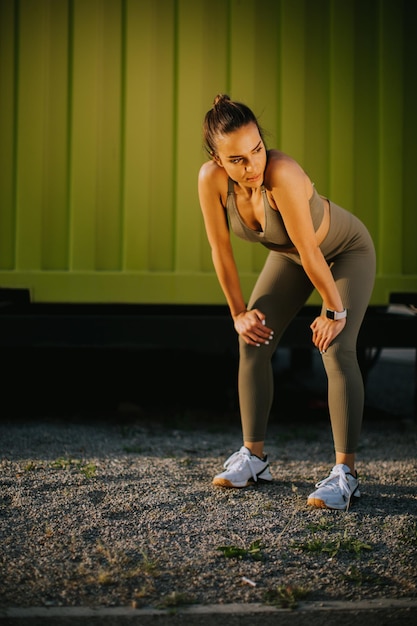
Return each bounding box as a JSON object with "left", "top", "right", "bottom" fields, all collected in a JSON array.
[{"left": 0, "top": 349, "right": 416, "bottom": 610}]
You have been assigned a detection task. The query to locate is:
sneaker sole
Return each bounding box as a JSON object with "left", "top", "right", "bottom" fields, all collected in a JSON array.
[
  {"left": 212, "top": 476, "right": 272, "bottom": 488},
  {"left": 307, "top": 494, "right": 360, "bottom": 511}
]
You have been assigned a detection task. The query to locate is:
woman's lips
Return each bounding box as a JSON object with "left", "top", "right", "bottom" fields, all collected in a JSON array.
[{"left": 247, "top": 173, "right": 262, "bottom": 183}]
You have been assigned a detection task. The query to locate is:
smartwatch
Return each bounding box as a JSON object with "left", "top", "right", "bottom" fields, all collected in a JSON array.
[{"left": 326, "top": 308, "right": 347, "bottom": 321}]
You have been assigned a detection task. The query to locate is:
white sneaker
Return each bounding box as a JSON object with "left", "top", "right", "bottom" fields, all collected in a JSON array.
[
  {"left": 307, "top": 464, "right": 360, "bottom": 511},
  {"left": 213, "top": 446, "right": 272, "bottom": 488}
]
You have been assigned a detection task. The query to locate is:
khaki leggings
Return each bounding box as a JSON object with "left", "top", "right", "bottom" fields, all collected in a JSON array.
[{"left": 238, "top": 201, "right": 376, "bottom": 454}]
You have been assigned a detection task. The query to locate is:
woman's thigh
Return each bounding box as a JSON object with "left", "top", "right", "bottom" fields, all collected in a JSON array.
[
  {"left": 247, "top": 252, "right": 315, "bottom": 342},
  {"left": 325, "top": 248, "right": 376, "bottom": 347}
]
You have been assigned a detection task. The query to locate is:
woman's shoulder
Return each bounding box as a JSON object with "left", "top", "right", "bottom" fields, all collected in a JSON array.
[
  {"left": 199, "top": 159, "right": 227, "bottom": 182},
  {"left": 264, "top": 150, "right": 309, "bottom": 189},
  {"left": 198, "top": 160, "right": 229, "bottom": 201},
  {"left": 198, "top": 160, "right": 230, "bottom": 209},
  {"left": 265, "top": 149, "right": 304, "bottom": 176}
]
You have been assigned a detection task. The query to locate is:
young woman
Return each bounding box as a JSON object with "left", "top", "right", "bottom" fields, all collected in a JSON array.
[{"left": 198, "top": 94, "right": 376, "bottom": 511}]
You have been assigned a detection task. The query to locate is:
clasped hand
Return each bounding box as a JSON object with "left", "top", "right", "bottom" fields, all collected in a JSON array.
[
  {"left": 310, "top": 315, "right": 346, "bottom": 353},
  {"left": 234, "top": 309, "right": 274, "bottom": 346}
]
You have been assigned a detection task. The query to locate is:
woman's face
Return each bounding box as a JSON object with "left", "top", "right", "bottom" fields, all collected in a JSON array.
[{"left": 214, "top": 122, "right": 267, "bottom": 189}]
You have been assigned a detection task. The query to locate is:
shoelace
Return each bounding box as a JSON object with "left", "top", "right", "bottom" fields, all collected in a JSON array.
[
  {"left": 315, "top": 466, "right": 356, "bottom": 501},
  {"left": 223, "top": 450, "right": 259, "bottom": 483}
]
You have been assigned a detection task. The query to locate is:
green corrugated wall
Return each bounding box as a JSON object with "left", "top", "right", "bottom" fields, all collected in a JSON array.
[{"left": 0, "top": 0, "right": 416, "bottom": 304}]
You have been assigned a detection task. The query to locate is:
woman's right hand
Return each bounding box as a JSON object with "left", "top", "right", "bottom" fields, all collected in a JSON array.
[{"left": 233, "top": 309, "right": 274, "bottom": 346}]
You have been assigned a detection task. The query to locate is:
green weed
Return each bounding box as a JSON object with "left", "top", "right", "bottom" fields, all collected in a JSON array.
[
  {"left": 264, "top": 584, "right": 308, "bottom": 609},
  {"left": 306, "top": 516, "right": 335, "bottom": 532},
  {"left": 23, "top": 461, "right": 38, "bottom": 472},
  {"left": 156, "top": 591, "right": 195, "bottom": 609},
  {"left": 97, "top": 569, "right": 114, "bottom": 585},
  {"left": 49, "top": 457, "right": 97, "bottom": 478},
  {"left": 139, "top": 550, "right": 159, "bottom": 576},
  {"left": 44, "top": 524, "right": 54, "bottom": 538},
  {"left": 78, "top": 544, "right": 160, "bottom": 590},
  {"left": 292, "top": 530, "right": 372, "bottom": 558},
  {"left": 80, "top": 462, "right": 97, "bottom": 478},
  {"left": 217, "top": 539, "right": 264, "bottom": 561},
  {"left": 343, "top": 564, "right": 384, "bottom": 587},
  {"left": 173, "top": 457, "right": 194, "bottom": 467}
]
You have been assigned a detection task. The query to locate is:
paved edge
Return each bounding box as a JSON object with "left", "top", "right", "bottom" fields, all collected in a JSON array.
[{"left": 1, "top": 599, "right": 417, "bottom": 625}]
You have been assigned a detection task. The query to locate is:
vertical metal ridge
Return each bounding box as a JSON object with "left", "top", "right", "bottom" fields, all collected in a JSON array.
[
  {"left": 11, "top": 0, "right": 20, "bottom": 269},
  {"left": 275, "top": 0, "right": 283, "bottom": 150},
  {"left": 225, "top": 0, "right": 232, "bottom": 94},
  {"left": 119, "top": 0, "right": 127, "bottom": 272},
  {"left": 171, "top": 0, "right": 180, "bottom": 273},
  {"left": 66, "top": 0, "right": 74, "bottom": 271}
]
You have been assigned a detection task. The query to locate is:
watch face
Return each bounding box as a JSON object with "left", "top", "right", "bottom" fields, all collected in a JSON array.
[{"left": 326, "top": 309, "right": 346, "bottom": 320}]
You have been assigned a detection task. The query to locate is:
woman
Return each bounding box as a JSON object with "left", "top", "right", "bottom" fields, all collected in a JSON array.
[{"left": 198, "top": 94, "right": 376, "bottom": 511}]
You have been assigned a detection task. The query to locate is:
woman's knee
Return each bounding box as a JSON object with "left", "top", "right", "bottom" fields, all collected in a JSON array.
[
  {"left": 239, "top": 336, "right": 276, "bottom": 364},
  {"left": 322, "top": 343, "right": 359, "bottom": 373}
]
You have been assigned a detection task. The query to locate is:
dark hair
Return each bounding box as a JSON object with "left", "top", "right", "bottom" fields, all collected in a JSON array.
[{"left": 203, "top": 94, "right": 265, "bottom": 157}]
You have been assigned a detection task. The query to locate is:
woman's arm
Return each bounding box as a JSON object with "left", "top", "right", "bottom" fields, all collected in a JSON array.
[
  {"left": 198, "top": 161, "right": 245, "bottom": 318},
  {"left": 268, "top": 155, "right": 346, "bottom": 352},
  {"left": 198, "top": 162, "right": 273, "bottom": 346}
]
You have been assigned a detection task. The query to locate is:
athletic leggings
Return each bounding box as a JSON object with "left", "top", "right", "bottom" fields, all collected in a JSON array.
[{"left": 239, "top": 200, "right": 376, "bottom": 454}]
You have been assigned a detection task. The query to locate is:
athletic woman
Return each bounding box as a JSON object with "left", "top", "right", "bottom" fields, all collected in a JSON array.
[{"left": 198, "top": 94, "right": 376, "bottom": 510}]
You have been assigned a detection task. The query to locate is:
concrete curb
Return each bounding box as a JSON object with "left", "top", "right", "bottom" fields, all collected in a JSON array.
[{"left": 1, "top": 599, "right": 417, "bottom": 626}]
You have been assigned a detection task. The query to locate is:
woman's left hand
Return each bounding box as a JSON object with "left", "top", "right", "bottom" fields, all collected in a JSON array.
[{"left": 310, "top": 316, "right": 346, "bottom": 353}]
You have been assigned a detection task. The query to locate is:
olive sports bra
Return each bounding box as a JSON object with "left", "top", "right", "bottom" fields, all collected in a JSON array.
[{"left": 225, "top": 177, "right": 325, "bottom": 251}]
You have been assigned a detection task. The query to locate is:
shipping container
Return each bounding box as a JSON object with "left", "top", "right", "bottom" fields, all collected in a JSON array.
[{"left": 1, "top": 0, "right": 416, "bottom": 307}]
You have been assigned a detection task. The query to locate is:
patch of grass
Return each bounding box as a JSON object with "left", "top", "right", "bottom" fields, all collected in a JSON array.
[
  {"left": 306, "top": 516, "right": 335, "bottom": 532},
  {"left": 156, "top": 591, "right": 195, "bottom": 609},
  {"left": 23, "top": 461, "right": 38, "bottom": 472},
  {"left": 50, "top": 457, "right": 74, "bottom": 470},
  {"left": 292, "top": 538, "right": 326, "bottom": 554},
  {"left": 139, "top": 550, "right": 159, "bottom": 576},
  {"left": 97, "top": 569, "right": 114, "bottom": 586},
  {"left": 264, "top": 584, "right": 308, "bottom": 609},
  {"left": 80, "top": 462, "right": 97, "bottom": 478},
  {"left": 131, "top": 579, "right": 157, "bottom": 605},
  {"left": 49, "top": 457, "right": 97, "bottom": 478},
  {"left": 249, "top": 503, "right": 273, "bottom": 518},
  {"left": 179, "top": 457, "right": 193, "bottom": 467},
  {"left": 343, "top": 565, "right": 385, "bottom": 587},
  {"left": 44, "top": 524, "right": 54, "bottom": 538},
  {"left": 77, "top": 544, "right": 160, "bottom": 591},
  {"left": 217, "top": 539, "right": 264, "bottom": 561},
  {"left": 292, "top": 530, "right": 372, "bottom": 559}
]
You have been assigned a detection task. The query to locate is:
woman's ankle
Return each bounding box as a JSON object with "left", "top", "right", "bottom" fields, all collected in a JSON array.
[{"left": 244, "top": 442, "right": 265, "bottom": 459}]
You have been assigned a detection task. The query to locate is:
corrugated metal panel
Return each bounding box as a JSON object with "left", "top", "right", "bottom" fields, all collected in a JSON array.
[{"left": 0, "top": 0, "right": 416, "bottom": 304}]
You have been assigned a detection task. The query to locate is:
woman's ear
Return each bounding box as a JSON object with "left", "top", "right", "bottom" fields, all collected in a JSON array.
[{"left": 213, "top": 154, "right": 224, "bottom": 168}]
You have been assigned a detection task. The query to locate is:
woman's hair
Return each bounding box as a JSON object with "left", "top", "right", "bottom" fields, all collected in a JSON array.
[{"left": 203, "top": 94, "right": 264, "bottom": 157}]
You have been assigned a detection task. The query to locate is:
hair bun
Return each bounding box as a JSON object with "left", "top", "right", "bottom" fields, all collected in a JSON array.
[
  {"left": 203, "top": 94, "right": 262, "bottom": 157},
  {"left": 213, "top": 94, "right": 231, "bottom": 107}
]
